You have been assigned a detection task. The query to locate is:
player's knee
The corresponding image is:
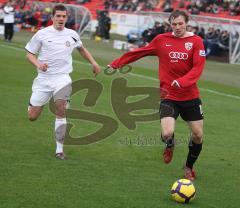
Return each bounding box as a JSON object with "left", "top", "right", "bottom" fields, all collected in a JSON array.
[
  {"left": 55, "top": 108, "right": 66, "bottom": 117},
  {"left": 161, "top": 131, "right": 174, "bottom": 140},
  {"left": 55, "top": 101, "right": 66, "bottom": 117},
  {"left": 28, "top": 114, "right": 37, "bottom": 121},
  {"left": 28, "top": 111, "right": 38, "bottom": 121},
  {"left": 192, "top": 130, "right": 203, "bottom": 143}
]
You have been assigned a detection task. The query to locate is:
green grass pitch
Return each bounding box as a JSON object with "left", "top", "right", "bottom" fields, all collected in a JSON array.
[{"left": 0, "top": 31, "right": 240, "bottom": 208}]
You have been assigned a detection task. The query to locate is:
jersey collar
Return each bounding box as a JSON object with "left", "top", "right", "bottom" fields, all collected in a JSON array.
[{"left": 171, "top": 32, "right": 194, "bottom": 38}]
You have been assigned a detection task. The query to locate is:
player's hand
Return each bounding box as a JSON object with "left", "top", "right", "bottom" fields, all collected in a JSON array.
[
  {"left": 38, "top": 63, "right": 48, "bottom": 72},
  {"left": 92, "top": 64, "right": 101, "bottom": 77},
  {"left": 171, "top": 80, "right": 181, "bottom": 88},
  {"left": 104, "top": 65, "right": 117, "bottom": 75},
  {"left": 107, "top": 64, "right": 118, "bottom": 69}
]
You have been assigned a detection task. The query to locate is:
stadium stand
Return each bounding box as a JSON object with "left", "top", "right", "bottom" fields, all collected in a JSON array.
[
  {"left": 104, "top": 0, "right": 159, "bottom": 12},
  {"left": 103, "top": 0, "right": 240, "bottom": 20},
  {"left": 0, "top": 0, "right": 237, "bottom": 60},
  {"left": 0, "top": 0, "right": 104, "bottom": 19},
  {"left": 1, "top": 0, "right": 239, "bottom": 20}
]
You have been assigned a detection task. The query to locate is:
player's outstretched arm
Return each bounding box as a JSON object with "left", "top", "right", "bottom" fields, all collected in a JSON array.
[
  {"left": 26, "top": 52, "right": 48, "bottom": 71},
  {"left": 109, "top": 37, "right": 158, "bottom": 69},
  {"left": 77, "top": 46, "right": 101, "bottom": 77}
]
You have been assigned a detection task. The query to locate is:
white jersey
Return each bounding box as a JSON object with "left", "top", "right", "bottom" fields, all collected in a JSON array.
[
  {"left": 25, "top": 25, "right": 82, "bottom": 75},
  {"left": 3, "top": 5, "right": 14, "bottom": 23}
]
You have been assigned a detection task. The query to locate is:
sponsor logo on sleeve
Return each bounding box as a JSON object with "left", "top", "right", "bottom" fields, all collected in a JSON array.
[{"left": 199, "top": 50, "right": 206, "bottom": 56}]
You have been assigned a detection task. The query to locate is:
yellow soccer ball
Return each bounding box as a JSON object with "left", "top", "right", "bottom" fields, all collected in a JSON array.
[{"left": 171, "top": 179, "right": 196, "bottom": 203}]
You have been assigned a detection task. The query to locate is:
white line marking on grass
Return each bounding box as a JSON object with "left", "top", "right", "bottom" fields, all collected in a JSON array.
[
  {"left": 1, "top": 43, "right": 240, "bottom": 100},
  {"left": 127, "top": 72, "right": 240, "bottom": 100},
  {"left": 0, "top": 43, "right": 24, "bottom": 51},
  {"left": 200, "top": 88, "right": 240, "bottom": 100}
]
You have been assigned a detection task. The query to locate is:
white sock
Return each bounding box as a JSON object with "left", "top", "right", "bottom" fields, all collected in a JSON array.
[
  {"left": 56, "top": 141, "right": 63, "bottom": 154},
  {"left": 55, "top": 118, "right": 67, "bottom": 154}
]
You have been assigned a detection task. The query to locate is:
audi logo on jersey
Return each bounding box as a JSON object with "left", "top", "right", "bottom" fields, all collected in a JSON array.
[{"left": 169, "top": 52, "right": 188, "bottom": 60}]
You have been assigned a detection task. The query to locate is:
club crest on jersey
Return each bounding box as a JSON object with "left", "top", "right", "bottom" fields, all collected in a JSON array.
[
  {"left": 185, "top": 42, "right": 193, "bottom": 51},
  {"left": 65, "top": 41, "right": 71, "bottom": 47}
]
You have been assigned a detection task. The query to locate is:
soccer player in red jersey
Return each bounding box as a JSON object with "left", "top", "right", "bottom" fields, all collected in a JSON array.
[{"left": 108, "top": 10, "right": 206, "bottom": 181}]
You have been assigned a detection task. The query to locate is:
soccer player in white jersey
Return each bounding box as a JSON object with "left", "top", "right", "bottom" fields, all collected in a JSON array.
[{"left": 25, "top": 4, "right": 101, "bottom": 160}]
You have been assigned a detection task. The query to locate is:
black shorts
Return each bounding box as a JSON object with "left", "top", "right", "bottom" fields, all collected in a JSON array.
[{"left": 159, "top": 98, "right": 203, "bottom": 121}]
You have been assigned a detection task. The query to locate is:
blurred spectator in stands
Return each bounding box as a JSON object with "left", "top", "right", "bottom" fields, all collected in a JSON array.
[
  {"left": 65, "top": 12, "right": 75, "bottom": 29},
  {"left": 97, "top": 10, "right": 111, "bottom": 41},
  {"left": 187, "top": 25, "right": 205, "bottom": 39},
  {"left": 150, "top": 21, "right": 165, "bottom": 37},
  {"left": 3, "top": 1, "right": 15, "bottom": 42},
  {"left": 104, "top": 0, "right": 110, "bottom": 10},
  {"left": 229, "top": 1, "right": 240, "bottom": 16},
  {"left": 162, "top": 0, "right": 174, "bottom": 12},
  {"left": 40, "top": 9, "right": 51, "bottom": 28},
  {"left": 136, "top": 2, "right": 145, "bottom": 12},
  {"left": 205, "top": 27, "right": 219, "bottom": 40},
  {"left": 104, "top": 0, "right": 159, "bottom": 12},
  {"left": 15, "top": 9, "right": 25, "bottom": 25},
  {"left": 142, "top": 21, "right": 164, "bottom": 42},
  {"left": 142, "top": 21, "right": 168, "bottom": 44},
  {"left": 76, "top": 0, "right": 90, "bottom": 5},
  {"left": 204, "top": 27, "right": 220, "bottom": 56},
  {"left": 18, "top": 0, "right": 26, "bottom": 10},
  {"left": 163, "top": 21, "right": 171, "bottom": 32},
  {"left": 33, "top": 10, "right": 42, "bottom": 31},
  {"left": 218, "top": 30, "right": 229, "bottom": 50},
  {"left": 187, "top": 2, "right": 200, "bottom": 15},
  {"left": 178, "top": 0, "right": 185, "bottom": 8},
  {"left": 206, "top": 3, "right": 219, "bottom": 14},
  {"left": 193, "top": 26, "right": 205, "bottom": 39},
  {"left": 25, "top": 10, "right": 38, "bottom": 31},
  {"left": 195, "top": 0, "right": 206, "bottom": 12},
  {"left": 186, "top": 25, "right": 193, "bottom": 32},
  {"left": 0, "top": 4, "right": 4, "bottom": 24},
  {"left": 222, "top": 1, "right": 229, "bottom": 12},
  {"left": 141, "top": 27, "right": 150, "bottom": 43},
  {"left": 103, "top": 12, "right": 111, "bottom": 42}
]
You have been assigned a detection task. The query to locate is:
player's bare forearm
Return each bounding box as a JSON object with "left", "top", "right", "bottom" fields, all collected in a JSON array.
[
  {"left": 26, "top": 52, "right": 39, "bottom": 68},
  {"left": 77, "top": 47, "right": 98, "bottom": 65},
  {"left": 77, "top": 47, "right": 101, "bottom": 76},
  {"left": 26, "top": 52, "right": 48, "bottom": 71}
]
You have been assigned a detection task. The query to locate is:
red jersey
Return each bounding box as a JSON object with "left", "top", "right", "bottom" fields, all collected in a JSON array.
[{"left": 110, "top": 32, "right": 206, "bottom": 101}]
